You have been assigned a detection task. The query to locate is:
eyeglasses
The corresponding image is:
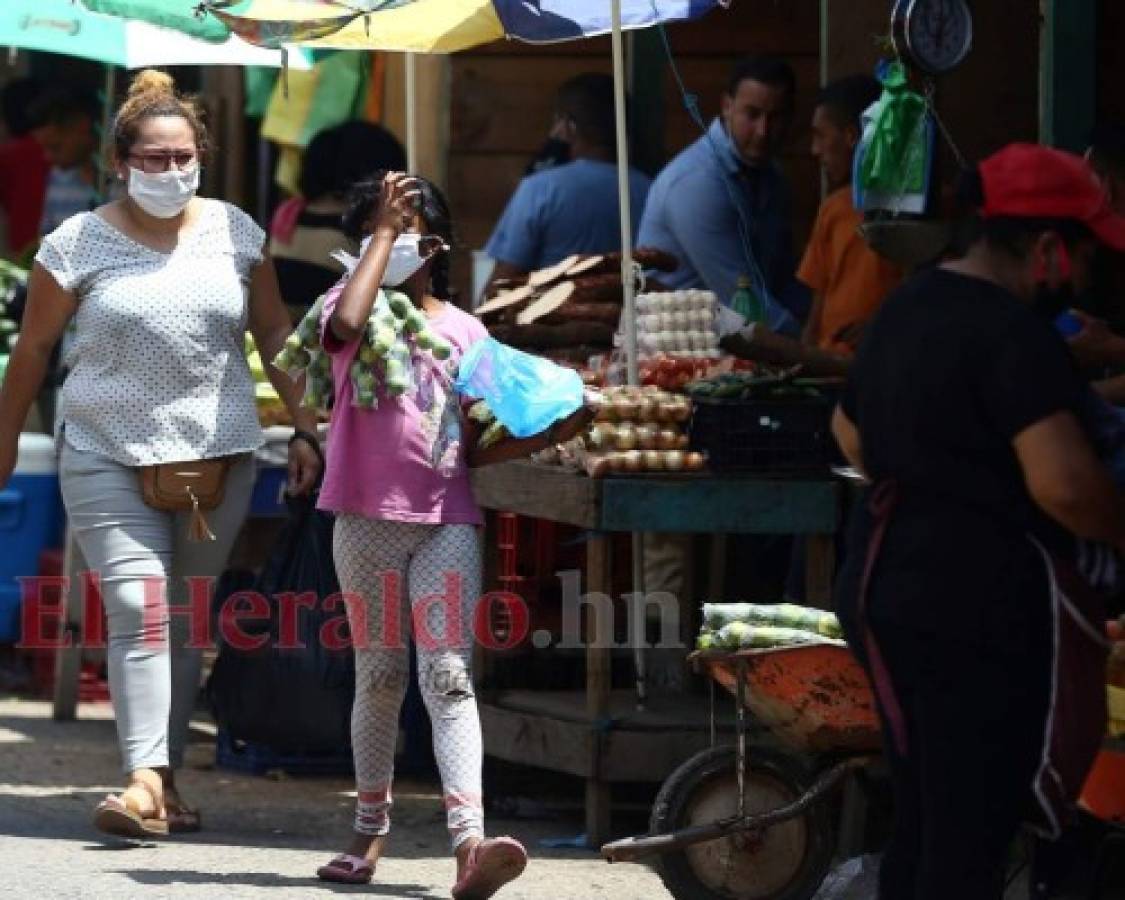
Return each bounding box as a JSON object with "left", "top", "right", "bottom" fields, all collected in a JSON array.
[{"left": 127, "top": 151, "right": 197, "bottom": 174}]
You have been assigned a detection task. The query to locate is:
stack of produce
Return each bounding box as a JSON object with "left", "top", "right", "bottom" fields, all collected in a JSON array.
[
  {"left": 0, "top": 261, "right": 27, "bottom": 384},
  {"left": 638, "top": 355, "right": 757, "bottom": 393},
  {"left": 533, "top": 385, "right": 706, "bottom": 477},
  {"left": 476, "top": 249, "right": 678, "bottom": 366},
  {"left": 697, "top": 603, "right": 846, "bottom": 651},
  {"left": 634, "top": 289, "right": 722, "bottom": 359},
  {"left": 273, "top": 290, "right": 452, "bottom": 411}
]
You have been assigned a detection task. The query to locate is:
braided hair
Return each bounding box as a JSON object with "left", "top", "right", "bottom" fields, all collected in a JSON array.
[{"left": 342, "top": 172, "right": 455, "bottom": 300}]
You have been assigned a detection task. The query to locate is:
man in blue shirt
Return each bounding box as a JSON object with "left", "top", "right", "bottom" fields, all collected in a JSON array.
[
  {"left": 484, "top": 73, "right": 651, "bottom": 287},
  {"left": 637, "top": 56, "right": 807, "bottom": 334}
]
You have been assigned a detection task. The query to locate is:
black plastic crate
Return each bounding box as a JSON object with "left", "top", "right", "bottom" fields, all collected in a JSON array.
[{"left": 688, "top": 394, "right": 833, "bottom": 473}]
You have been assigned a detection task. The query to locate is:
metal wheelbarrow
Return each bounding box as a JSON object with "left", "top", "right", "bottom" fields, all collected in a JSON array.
[{"left": 601, "top": 643, "right": 882, "bottom": 900}]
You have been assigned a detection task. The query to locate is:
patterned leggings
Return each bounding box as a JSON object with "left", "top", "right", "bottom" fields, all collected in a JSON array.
[{"left": 333, "top": 515, "right": 484, "bottom": 850}]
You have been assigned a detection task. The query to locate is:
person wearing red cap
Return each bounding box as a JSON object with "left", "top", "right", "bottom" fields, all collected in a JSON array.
[{"left": 830, "top": 144, "right": 1125, "bottom": 899}]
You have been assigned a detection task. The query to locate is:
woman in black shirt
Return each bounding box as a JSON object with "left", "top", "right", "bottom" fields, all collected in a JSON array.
[{"left": 832, "top": 145, "right": 1125, "bottom": 899}]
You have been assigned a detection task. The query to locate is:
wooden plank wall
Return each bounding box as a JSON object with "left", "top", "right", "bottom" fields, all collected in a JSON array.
[{"left": 445, "top": 1, "right": 821, "bottom": 304}]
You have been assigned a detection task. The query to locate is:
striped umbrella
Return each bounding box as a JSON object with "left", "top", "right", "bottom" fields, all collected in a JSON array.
[
  {"left": 1, "top": 0, "right": 307, "bottom": 67},
  {"left": 201, "top": 0, "right": 722, "bottom": 53}
]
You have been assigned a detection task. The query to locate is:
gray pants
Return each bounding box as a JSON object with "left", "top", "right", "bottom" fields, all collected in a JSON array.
[{"left": 60, "top": 443, "right": 255, "bottom": 773}]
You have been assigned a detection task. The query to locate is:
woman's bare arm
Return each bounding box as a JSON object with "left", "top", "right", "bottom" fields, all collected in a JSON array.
[
  {"left": 1014, "top": 410, "right": 1125, "bottom": 550},
  {"left": 831, "top": 405, "right": 866, "bottom": 477}
]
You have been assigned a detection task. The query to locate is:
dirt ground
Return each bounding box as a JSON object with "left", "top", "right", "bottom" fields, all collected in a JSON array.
[{"left": 0, "top": 695, "right": 671, "bottom": 899}]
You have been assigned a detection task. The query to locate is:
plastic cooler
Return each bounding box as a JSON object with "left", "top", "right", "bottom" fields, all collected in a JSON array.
[{"left": 0, "top": 434, "right": 65, "bottom": 642}]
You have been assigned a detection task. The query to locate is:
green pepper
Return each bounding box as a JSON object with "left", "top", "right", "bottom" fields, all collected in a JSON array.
[
  {"left": 403, "top": 308, "right": 426, "bottom": 335},
  {"left": 372, "top": 326, "right": 397, "bottom": 356},
  {"left": 387, "top": 293, "right": 411, "bottom": 319}
]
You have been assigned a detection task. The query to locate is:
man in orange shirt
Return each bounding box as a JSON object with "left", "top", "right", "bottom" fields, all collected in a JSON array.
[{"left": 800, "top": 75, "right": 902, "bottom": 351}]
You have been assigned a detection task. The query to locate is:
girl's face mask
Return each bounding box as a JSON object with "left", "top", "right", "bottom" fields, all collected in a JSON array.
[{"left": 360, "top": 232, "right": 448, "bottom": 287}]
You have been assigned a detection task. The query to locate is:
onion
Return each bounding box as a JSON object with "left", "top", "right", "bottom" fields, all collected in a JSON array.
[
  {"left": 614, "top": 398, "right": 639, "bottom": 421},
  {"left": 586, "top": 455, "right": 612, "bottom": 478},
  {"left": 685, "top": 452, "right": 706, "bottom": 471},
  {"left": 677, "top": 433, "right": 691, "bottom": 451},
  {"left": 643, "top": 450, "right": 665, "bottom": 471},
  {"left": 663, "top": 450, "right": 685, "bottom": 471},
  {"left": 585, "top": 423, "right": 612, "bottom": 451},
  {"left": 672, "top": 399, "right": 692, "bottom": 422},
  {"left": 636, "top": 396, "right": 657, "bottom": 423},
  {"left": 635, "top": 424, "right": 659, "bottom": 450},
  {"left": 614, "top": 424, "right": 639, "bottom": 452},
  {"left": 657, "top": 428, "right": 680, "bottom": 451},
  {"left": 656, "top": 400, "right": 678, "bottom": 424},
  {"left": 622, "top": 450, "right": 644, "bottom": 473}
]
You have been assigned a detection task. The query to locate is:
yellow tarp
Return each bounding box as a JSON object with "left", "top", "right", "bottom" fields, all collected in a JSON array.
[
  {"left": 218, "top": 0, "right": 505, "bottom": 54},
  {"left": 308, "top": 0, "right": 504, "bottom": 53}
]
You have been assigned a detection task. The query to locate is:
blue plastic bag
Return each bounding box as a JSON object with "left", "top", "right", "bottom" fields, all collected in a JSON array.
[{"left": 453, "top": 338, "right": 584, "bottom": 438}]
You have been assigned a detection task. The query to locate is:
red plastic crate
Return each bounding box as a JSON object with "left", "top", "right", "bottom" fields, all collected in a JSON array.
[{"left": 23, "top": 549, "right": 109, "bottom": 703}]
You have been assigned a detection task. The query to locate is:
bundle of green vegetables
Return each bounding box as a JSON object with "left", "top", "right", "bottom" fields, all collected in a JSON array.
[
  {"left": 272, "top": 289, "right": 453, "bottom": 410},
  {"left": 697, "top": 602, "right": 845, "bottom": 651}
]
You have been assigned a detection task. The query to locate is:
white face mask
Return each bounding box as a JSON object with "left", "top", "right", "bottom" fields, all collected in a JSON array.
[
  {"left": 360, "top": 232, "right": 445, "bottom": 287},
  {"left": 127, "top": 165, "right": 200, "bottom": 219}
]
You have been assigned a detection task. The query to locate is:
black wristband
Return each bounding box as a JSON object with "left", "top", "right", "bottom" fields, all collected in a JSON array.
[{"left": 288, "top": 428, "right": 323, "bottom": 460}]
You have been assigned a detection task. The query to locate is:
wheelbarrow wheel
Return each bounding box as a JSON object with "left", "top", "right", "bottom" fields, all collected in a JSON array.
[{"left": 650, "top": 744, "right": 835, "bottom": 900}]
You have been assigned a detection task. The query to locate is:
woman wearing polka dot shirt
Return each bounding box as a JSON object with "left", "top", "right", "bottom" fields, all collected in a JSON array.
[{"left": 0, "top": 70, "right": 322, "bottom": 837}]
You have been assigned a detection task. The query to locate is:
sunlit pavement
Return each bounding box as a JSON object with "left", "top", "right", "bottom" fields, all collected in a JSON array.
[{"left": 0, "top": 696, "right": 669, "bottom": 899}]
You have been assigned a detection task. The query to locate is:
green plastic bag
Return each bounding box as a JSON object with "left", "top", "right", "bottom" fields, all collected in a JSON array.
[{"left": 856, "top": 62, "right": 934, "bottom": 214}]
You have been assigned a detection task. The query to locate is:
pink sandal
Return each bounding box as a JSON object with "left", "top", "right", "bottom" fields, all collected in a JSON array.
[
  {"left": 316, "top": 854, "right": 375, "bottom": 885},
  {"left": 452, "top": 837, "right": 528, "bottom": 900}
]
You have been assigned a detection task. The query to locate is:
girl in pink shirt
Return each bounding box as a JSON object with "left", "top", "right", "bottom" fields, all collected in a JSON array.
[{"left": 315, "top": 172, "right": 554, "bottom": 898}]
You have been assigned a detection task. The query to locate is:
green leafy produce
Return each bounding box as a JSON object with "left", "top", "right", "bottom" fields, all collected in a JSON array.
[{"left": 687, "top": 372, "right": 824, "bottom": 402}]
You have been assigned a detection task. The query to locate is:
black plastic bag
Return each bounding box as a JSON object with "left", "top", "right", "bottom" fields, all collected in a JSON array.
[{"left": 207, "top": 493, "right": 354, "bottom": 753}]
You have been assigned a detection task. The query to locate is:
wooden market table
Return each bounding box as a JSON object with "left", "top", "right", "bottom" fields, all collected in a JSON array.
[{"left": 469, "top": 460, "right": 843, "bottom": 846}]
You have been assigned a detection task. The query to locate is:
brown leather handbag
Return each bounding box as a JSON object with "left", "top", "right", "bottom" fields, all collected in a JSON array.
[{"left": 138, "top": 457, "right": 238, "bottom": 542}]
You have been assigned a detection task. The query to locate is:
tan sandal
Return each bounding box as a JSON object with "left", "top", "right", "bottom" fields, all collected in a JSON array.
[{"left": 93, "top": 786, "right": 168, "bottom": 839}]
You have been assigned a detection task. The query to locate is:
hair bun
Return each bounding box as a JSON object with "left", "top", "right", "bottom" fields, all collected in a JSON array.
[{"left": 127, "top": 69, "right": 175, "bottom": 102}]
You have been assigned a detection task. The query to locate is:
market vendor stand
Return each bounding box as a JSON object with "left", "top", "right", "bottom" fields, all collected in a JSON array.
[{"left": 469, "top": 460, "right": 841, "bottom": 846}]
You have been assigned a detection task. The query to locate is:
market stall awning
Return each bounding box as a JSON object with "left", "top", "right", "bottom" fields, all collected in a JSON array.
[
  {"left": 204, "top": 0, "right": 725, "bottom": 53},
  {"left": 1, "top": 0, "right": 308, "bottom": 68}
]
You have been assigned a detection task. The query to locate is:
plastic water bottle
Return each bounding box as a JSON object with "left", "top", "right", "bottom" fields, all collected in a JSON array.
[{"left": 731, "top": 275, "right": 766, "bottom": 325}]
